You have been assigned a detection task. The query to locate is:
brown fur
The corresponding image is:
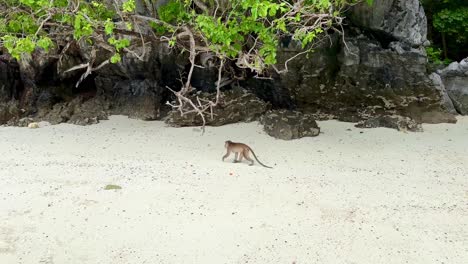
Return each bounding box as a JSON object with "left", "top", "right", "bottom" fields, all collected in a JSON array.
[{"left": 222, "top": 140, "right": 272, "bottom": 168}]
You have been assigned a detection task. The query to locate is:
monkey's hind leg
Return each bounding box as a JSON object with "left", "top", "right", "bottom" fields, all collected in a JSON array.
[
  {"left": 243, "top": 150, "right": 255, "bottom": 166},
  {"left": 233, "top": 152, "right": 239, "bottom": 163},
  {"left": 238, "top": 152, "right": 244, "bottom": 163}
]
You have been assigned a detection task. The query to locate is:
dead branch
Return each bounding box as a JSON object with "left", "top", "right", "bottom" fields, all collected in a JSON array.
[{"left": 63, "top": 48, "right": 110, "bottom": 87}]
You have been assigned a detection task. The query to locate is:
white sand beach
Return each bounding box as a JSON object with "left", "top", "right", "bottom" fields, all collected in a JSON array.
[{"left": 0, "top": 115, "right": 467, "bottom": 264}]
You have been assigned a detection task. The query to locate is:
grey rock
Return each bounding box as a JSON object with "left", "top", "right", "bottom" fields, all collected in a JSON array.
[
  {"left": 438, "top": 57, "right": 468, "bottom": 115},
  {"left": 389, "top": 41, "right": 426, "bottom": 56},
  {"left": 41, "top": 96, "right": 109, "bottom": 125},
  {"left": 437, "top": 61, "right": 462, "bottom": 77},
  {"left": 6, "top": 117, "right": 53, "bottom": 127},
  {"left": 17, "top": 49, "right": 57, "bottom": 112},
  {"left": 7, "top": 117, "right": 34, "bottom": 127},
  {"left": 355, "top": 115, "right": 423, "bottom": 132},
  {"left": 460, "top": 58, "right": 468, "bottom": 75},
  {"left": 0, "top": 101, "right": 20, "bottom": 124},
  {"left": 245, "top": 34, "right": 453, "bottom": 124},
  {"left": 260, "top": 110, "right": 320, "bottom": 140},
  {"left": 91, "top": 43, "right": 165, "bottom": 121},
  {"left": 418, "top": 111, "right": 457, "bottom": 124},
  {"left": 428, "top": 73, "right": 457, "bottom": 114},
  {"left": 444, "top": 76, "right": 468, "bottom": 115},
  {"left": 101, "top": 79, "right": 162, "bottom": 120},
  {"left": 348, "top": 0, "right": 427, "bottom": 46}
]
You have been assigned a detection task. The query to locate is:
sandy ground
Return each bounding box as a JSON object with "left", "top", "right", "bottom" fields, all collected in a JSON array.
[{"left": 0, "top": 115, "right": 467, "bottom": 264}]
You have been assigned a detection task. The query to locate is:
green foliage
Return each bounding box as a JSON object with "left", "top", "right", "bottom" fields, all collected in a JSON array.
[
  {"left": 158, "top": 0, "right": 189, "bottom": 23},
  {"left": 110, "top": 53, "right": 121, "bottom": 64},
  {"left": 73, "top": 13, "right": 94, "bottom": 39},
  {"left": 108, "top": 37, "right": 131, "bottom": 64},
  {"left": 7, "top": 13, "right": 38, "bottom": 34},
  {"left": 36, "top": 36, "right": 53, "bottom": 52},
  {"left": 89, "top": 1, "right": 115, "bottom": 19},
  {"left": 1, "top": 35, "right": 36, "bottom": 59},
  {"left": 149, "top": 21, "right": 169, "bottom": 34},
  {"left": 19, "top": 0, "right": 50, "bottom": 9},
  {"left": 0, "top": 0, "right": 118, "bottom": 60},
  {"left": 422, "top": 0, "right": 468, "bottom": 60},
  {"left": 192, "top": 0, "right": 336, "bottom": 66},
  {"left": 122, "top": 0, "right": 136, "bottom": 13},
  {"left": 104, "top": 19, "right": 115, "bottom": 35},
  {"left": 0, "top": 0, "right": 370, "bottom": 72},
  {"left": 433, "top": 8, "right": 468, "bottom": 44},
  {"left": 426, "top": 46, "right": 451, "bottom": 65},
  {"left": 108, "top": 37, "right": 130, "bottom": 52}
]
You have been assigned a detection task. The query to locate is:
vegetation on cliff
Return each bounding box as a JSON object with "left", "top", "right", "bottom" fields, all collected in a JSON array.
[{"left": 0, "top": 0, "right": 372, "bottom": 129}]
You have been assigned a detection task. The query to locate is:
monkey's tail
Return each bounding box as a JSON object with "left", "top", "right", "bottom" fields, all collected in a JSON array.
[{"left": 249, "top": 148, "right": 273, "bottom": 169}]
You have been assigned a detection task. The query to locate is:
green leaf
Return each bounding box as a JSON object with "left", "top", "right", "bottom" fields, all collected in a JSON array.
[
  {"left": 122, "top": 0, "right": 136, "bottom": 13},
  {"left": 104, "top": 19, "right": 114, "bottom": 35},
  {"left": 37, "top": 36, "right": 53, "bottom": 52},
  {"left": 110, "top": 53, "right": 121, "bottom": 64}
]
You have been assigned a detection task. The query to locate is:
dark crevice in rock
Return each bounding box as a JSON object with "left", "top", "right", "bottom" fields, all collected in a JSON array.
[{"left": 347, "top": 25, "right": 398, "bottom": 49}]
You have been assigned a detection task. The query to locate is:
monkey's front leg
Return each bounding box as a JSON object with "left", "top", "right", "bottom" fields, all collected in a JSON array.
[{"left": 222, "top": 150, "right": 231, "bottom": 161}]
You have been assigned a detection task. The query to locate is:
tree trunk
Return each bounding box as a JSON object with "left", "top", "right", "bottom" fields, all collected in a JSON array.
[{"left": 441, "top": 32, "right": 448, "bottom": 60}]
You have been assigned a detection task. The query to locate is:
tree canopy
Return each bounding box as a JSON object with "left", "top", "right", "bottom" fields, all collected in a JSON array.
[{"left": 423, "top": 0, "right": 468, "bottom": 63}]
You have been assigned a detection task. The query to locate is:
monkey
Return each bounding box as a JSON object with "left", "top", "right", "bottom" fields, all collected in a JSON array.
[{"left": 222, "top": 140, "right": 272, "bottom": 168}]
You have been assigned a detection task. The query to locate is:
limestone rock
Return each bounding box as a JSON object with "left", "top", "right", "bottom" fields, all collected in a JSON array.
[
  {"left": 428, "top": 73, "right": 457, "bottom": 114},
  {"left": 92, "top": 44, "right": 165, "bottom": 121},
  {"left": 0, "top": 101, "right": 20, "bottom": 125},
  {"left": 105, "top": 79, "right": 162, "bottom": 120},
  {"left": 260, "top": 110, "right": 320, "bottom": 140},
  {"left": 437, "top": 58, "right": 468, "bottom": 115},
  {"left": 437, "top": 59, "right": 468, "bottom": 77},
  {"left": 245, "top": 33, "right": 453, "bottom": 124},
  {"left": 348, "top": 0, "right": 427, "bottom": 46},
  {"left": 444, "top": 76, "right": 468, "bottom": 115},
  {"left": 41, "top": 96, "right": 109, "bottom": 125},
  {"left": 7, "top": 117, "right": 34, "bottom": 127},
  {"left": 355, "top": 115, "right": 423, "bottom": 132}
]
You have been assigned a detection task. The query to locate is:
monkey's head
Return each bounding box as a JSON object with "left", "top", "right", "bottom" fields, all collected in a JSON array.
[{"left": 224, "top": 140, "right": 232, "bottom": 148}]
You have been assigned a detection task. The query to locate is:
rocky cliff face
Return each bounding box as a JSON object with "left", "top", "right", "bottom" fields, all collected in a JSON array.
[
  {"left": 172, "top": 0, "right": 459, "bottom": 126},
  {"left": 1, "top": 42, "right": 168, "bottom": 125},
  {"left": 0, "top": 0, "right": 462, "bottom": 128},
  {"left": 242, "top": 0, "right": 457, "bottom": 124},
  {"left": 348, "top": 0, "right": 428, "bottom": 46}
]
